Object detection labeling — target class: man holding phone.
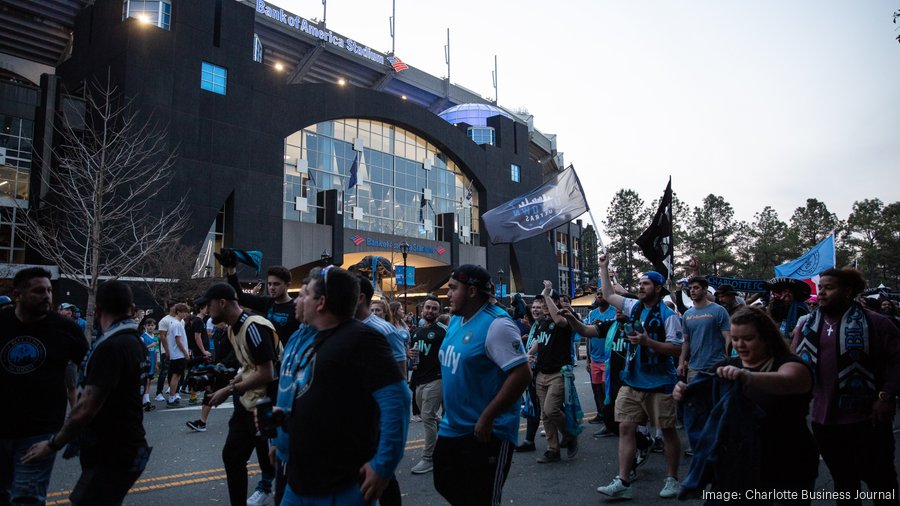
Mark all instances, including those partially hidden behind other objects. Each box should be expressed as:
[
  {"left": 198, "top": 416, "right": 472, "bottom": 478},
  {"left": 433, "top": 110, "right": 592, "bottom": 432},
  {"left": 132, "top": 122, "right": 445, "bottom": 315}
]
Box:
[{"left": 593, "top": 254, "right": 683, "bottom": 501}]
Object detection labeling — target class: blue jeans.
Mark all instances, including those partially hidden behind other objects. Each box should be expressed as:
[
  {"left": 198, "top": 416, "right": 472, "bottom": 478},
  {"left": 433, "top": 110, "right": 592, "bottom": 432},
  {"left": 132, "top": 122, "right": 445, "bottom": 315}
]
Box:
[
  {"left": 0, "top": 433, "right": 56, "bottom": 506},
  {"left": 281, "top": 483, "right": 372, "bottom": 506}
]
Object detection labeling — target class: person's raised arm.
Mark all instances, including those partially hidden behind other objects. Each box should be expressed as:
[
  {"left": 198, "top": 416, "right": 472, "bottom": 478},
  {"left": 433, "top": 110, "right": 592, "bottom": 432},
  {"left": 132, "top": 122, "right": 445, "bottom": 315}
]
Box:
[
  {"left": 558, "top": 308, "right": 600, "bottom": 337},
  {"left": 226, "top": 267, "right": 270, "bottom": 313},
  {"left": 599, "top": 253, "right": 625, "bottom": 310},
  {"left": 541, "top": 280, "right": 568, "bottom": 327}
]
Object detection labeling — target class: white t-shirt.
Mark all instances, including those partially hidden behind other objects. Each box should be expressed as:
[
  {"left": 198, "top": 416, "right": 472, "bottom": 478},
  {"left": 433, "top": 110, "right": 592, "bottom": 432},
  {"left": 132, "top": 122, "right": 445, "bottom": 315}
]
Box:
[
  {"left": 167, "top": 319, "right": 189, "bottom": 360},
  {"left": 158, "top": 314, "right": 177, "bottom": 334}
]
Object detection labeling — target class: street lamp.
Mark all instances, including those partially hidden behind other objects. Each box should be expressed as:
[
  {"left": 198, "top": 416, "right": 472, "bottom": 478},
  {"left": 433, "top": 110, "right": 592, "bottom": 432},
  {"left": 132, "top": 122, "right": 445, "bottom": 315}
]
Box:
[
  {"left": 399, "top": 241, "right": 410, "bottom": 307},
  {"left": 320, "top": 250, "right": 331, "bottom": 266},
  {"left": 497, "top": 268, "right": 504, "bottom": 299}
]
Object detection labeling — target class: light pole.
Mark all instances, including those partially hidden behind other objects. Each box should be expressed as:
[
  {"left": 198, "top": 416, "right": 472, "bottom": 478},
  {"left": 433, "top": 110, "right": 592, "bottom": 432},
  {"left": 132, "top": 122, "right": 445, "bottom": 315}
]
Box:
[
  {"left": 399, "top": 241, "right": 410, "bottom": 308},
  {"left": 497, "top": 268, "right": 504, "bottom": 300}
]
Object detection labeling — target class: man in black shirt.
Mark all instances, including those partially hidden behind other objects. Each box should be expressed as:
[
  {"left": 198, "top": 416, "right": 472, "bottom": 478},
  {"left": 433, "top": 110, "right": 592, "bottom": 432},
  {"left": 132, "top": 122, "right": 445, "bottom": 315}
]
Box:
[
  {"left": 0, "top": 267, "right": 87, "bottom": 506},
  {"left": 225, "top": 264, "right": 299, "bottom": 346},
  {"left": 284, "top": 266, "right": 409, "bottom": 504},
  {"left": 408, "top": 295, "right": 446, "bottom": 475},
  {"left": 203, "top": 283, "right": 280, "bottom": 506},
  {"left": 186, "top": 304, "right": 211, "bottom": 405},
  {"left": 23, "top": 280, "right": 150, "bottom": 506},
  {"left": 527, "top": 280, "right": 577, "bottom": 463}
]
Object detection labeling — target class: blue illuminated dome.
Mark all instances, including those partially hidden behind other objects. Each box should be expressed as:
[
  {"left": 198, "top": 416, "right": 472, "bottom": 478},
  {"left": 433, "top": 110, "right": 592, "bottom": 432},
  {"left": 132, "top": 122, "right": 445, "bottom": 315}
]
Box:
[{"left": 438, "top": 103, "right": 513, "bottom": 127}]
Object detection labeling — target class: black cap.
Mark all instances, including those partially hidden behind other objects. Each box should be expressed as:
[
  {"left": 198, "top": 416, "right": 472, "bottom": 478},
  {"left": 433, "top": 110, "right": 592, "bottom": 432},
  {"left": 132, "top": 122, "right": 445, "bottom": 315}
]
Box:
[
  {"left": 450, "top": 264, "right": 494, "bottom": 296},
  {"left": 194, "top": 283, "right": 239, "bottom": 306},
  {"left": 715, "top": 284, "right": 738, "bottom": 296}
]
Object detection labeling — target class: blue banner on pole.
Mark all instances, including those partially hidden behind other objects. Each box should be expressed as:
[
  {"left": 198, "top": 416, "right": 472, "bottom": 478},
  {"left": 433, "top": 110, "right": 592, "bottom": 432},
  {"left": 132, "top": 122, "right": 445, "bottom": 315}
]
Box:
[
  {"left": 706, "top": 275, "right": 768, "bottom": 293},
  {"left": 775, "top": 234, "right": 836, "bottom": 280},
  {"left": 494, "top": 284, "right": 507, "bottom": 298},
  {"left": 395, "top": 266, "right": 415, "bottom": 287}
]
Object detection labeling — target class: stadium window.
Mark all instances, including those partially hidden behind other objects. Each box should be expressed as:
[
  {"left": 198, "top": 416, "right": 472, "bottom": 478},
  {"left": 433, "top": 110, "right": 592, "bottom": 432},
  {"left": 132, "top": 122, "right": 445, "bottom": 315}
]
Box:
[
  {"left": 511, "top": 163, "right": 521, "bottom": 183},
  {"left": 122, "top": 0, "right": 172, "bottom": 30},
  {"left": 200, "top": 62, "right": 227, "bottom": 95}
]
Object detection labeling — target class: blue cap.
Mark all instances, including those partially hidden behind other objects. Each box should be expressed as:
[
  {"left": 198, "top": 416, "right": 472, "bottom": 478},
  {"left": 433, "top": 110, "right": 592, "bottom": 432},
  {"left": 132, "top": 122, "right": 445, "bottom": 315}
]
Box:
[
  {"left": 0, "top": 296, "right": 11, "bottom": 306},
  {"left": 643, "top": 271, "right": 665, "bottom": 286}
]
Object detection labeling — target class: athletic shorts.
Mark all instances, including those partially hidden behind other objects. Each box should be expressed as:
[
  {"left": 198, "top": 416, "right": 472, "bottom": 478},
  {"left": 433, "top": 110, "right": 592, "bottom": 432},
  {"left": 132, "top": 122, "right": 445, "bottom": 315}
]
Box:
[
  {"left": 614, "top": 385, "right": 677, "bottom": 429},
  {"left": 589, "top": 361, "right": 606, "bottom": 384},
  {"left": 168, "top": 358, "right": 186, "bottom": 375}
]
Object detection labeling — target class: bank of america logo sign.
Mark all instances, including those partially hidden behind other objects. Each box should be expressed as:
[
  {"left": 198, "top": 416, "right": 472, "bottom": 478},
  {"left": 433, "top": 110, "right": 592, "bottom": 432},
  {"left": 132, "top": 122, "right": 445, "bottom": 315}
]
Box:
[
  {"left": 387, "top": 56, "right": 409, "bottom": 72},
  {"left": 351, "top": 234, "right": 365, "bottom": 246},
  {"left": 437, "top": 246, "right": 446, "bottom": 255}
]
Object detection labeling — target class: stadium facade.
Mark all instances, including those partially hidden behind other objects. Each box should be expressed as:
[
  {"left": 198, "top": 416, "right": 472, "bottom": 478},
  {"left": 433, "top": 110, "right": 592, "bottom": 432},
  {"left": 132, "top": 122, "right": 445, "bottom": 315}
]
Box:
[{"left": 0, "top": 0, "right": 588, "bottom": 301}]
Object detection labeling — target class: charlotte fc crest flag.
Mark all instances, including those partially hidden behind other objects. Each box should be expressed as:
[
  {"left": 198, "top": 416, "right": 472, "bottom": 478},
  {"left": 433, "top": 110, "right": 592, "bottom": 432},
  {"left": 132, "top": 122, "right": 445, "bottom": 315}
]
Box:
[
  {"left": 775, "top": 234, "right": 835, "bottom": 280},
  {"left": 482, "top": 167, "right": 589, "bottom": 244},
  {"left": 635, "top": 178, "right": 674, "bottom": 280}
]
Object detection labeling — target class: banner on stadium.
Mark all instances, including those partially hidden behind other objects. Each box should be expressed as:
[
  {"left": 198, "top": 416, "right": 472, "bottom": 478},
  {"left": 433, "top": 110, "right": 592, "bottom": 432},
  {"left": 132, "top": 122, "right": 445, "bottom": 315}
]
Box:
[
  {"left": 482, "top": 167, "right": 589, "bottom": 244},
  {"left": 706, "top": 275, "right": 768, "bottom": 293},
  {"left": 774, "top": 234, "right": 835, "bottom": 280},
  {"left": 635, "top": 178, "right": 673, "bottom": 280}
]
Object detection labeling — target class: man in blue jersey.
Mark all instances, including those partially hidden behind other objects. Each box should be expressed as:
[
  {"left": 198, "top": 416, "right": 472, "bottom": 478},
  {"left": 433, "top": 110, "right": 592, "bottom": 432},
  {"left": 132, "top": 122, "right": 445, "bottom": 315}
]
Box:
[
  {"left": 586, "top": 291, "right": 617, "bottom": 425},
  {"left": 433, "top": 265, "right": 531, "bottom": 506},
  {"left": 594, "top": 254, "right": 683, "bottom": 501}
]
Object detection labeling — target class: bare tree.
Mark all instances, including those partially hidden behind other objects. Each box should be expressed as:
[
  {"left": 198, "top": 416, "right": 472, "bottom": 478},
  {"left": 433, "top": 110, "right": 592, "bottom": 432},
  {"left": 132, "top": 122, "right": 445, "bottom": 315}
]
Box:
[
  {"left": 17, "top": 76, "right": 187, "bottom": 337},
  {"left": 138, "top": 241, "right": 220, "bottom": 311}
]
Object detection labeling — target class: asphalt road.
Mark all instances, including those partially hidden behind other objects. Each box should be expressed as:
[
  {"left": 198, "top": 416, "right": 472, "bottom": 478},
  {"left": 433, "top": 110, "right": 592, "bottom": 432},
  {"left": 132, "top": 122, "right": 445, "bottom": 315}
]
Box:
[{"left": 45, "top": 365, "right": 899, "bottom": 505}]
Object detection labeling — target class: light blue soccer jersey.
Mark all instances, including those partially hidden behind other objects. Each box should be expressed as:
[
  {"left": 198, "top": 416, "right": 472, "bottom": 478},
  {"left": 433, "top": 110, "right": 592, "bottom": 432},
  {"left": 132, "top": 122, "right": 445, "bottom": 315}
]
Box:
[
  {"left": 363, "top": 314, "right": 408, "bottom": 362},
  {"left": 439, "top": 303, "right": 527, "bottom": 443},
  {"left": 587, "top": 306, "right": 617, "bottom": 362}
]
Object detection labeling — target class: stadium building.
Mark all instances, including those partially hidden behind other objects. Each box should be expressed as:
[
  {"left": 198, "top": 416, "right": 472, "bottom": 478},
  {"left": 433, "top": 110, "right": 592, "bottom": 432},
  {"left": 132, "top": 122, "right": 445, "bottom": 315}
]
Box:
[{"left": 0, "top": 0, "right": 588, "bottom": 302}]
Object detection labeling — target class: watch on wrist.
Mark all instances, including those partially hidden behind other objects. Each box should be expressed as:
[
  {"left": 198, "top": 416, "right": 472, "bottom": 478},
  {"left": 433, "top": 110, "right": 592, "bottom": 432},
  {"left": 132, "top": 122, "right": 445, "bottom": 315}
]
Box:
[
  {"left": 878, "top": 391, "right": 893, "bottom": 401},
  {"left": 48, "top": 434, "right": 63, "bottom": 451}
]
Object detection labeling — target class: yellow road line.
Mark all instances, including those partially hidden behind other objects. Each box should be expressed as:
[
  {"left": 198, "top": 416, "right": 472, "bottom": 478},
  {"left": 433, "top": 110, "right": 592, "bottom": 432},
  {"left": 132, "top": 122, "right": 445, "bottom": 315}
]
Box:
[{"left": 46, "top": 409, "right": 599, "bottom": 502}]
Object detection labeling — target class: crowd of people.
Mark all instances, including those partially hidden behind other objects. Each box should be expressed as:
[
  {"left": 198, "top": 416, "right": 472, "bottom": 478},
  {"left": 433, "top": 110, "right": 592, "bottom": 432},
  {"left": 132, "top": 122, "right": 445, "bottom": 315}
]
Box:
[{"left": 1, "top": 247, "right": 899, "bottom": 505}]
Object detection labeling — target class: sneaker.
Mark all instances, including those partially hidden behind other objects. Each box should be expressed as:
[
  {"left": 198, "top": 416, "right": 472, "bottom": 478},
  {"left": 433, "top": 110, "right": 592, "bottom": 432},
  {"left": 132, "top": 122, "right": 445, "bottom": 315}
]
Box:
[
  {"left": 166, "top": 399, "right": 180, "bottom": 408},
  {"left": 143, "top": 402, "right": 156, "bottom": 412},
  {"left": 593, "top": 426, "right": 614, "bottom": 438},
  {"left": 536, "top": 450, "right": 561, "bottom": 464},
  {"left": 514, "top": 441, "right": 536, "bottom": 453},
  {"left": 659, "top": 477, "right": 679, "bottom": 498},
  {"left": 628, "top": 469, "right": 639, "bottom": 482},
  {"left": 154, "top": 393, "right": 166, "bottom": 402},
  {"left": 410, "top": 459, "right": 433, "bottom": 474},
  {"left": 634, "top": 436, "right": 652, "bottom": 469},
  {"left": 539, "top": 428, "right": 546, "bottom": 437},
  {"left": 564, "top": 435, "right": 579, "bottom": 459},
  {"left": 588, "top": 415, "right": 604, "bottom": 424},
  {"left": 186, "top": 419, "right": 207, "bottom": 432},
  {"left": 597, "top": 477, "right": 633, "bottom": 499},
  {"left": 684, "top": 448, "right": 694, "bottom": 457},
  {"left": 651, "top": 436, "right": 664, "bottom": 453},
  {"left": 246, "top": 489, "right": 273, "bottom": 506},
  {"left": 411, "top": 415, "right": 422, "bottom": 423}
]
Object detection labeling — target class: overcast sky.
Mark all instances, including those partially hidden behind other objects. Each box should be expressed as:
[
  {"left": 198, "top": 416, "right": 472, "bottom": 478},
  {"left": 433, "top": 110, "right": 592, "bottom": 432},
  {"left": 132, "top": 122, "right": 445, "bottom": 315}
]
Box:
[{"left": 272, "top": 0, "right": 900, "bottom": 234}]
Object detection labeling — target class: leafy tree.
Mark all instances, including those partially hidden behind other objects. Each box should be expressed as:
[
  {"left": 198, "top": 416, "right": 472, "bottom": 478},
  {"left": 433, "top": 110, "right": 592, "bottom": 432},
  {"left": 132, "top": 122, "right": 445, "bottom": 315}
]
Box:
[
  {"left": 604, "top": 189, "right": 650, "bottom": 290},
  {"left": 740, "top": 206, "right": 793, "bottom": 279},
  {"left": 789, "top": 198, "right": 840, "bottom": 249},
  {"left": 17, "top": 78, "right": 187, "bottom": 337},
  {"left": 685, "top": 194, "right": 738, "bottom": 276},
  {"left": 579, "top": 224, "right": 600, "bottom": 287}
]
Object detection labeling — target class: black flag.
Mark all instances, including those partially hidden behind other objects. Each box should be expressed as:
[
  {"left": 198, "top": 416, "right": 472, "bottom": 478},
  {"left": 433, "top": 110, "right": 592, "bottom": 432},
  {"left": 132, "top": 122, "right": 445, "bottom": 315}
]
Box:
[{"left": 635, "top": 179, "right": 673, "bottom": 280}]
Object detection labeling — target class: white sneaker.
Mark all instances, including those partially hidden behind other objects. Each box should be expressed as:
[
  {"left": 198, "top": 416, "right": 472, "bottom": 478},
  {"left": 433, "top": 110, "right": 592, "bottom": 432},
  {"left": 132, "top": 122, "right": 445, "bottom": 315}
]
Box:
[
  {"left": 246, "top": 489, "right": 273, "bottom": 506},
  {"left": 154, "top": 394, "right": 166, "bottom": 402},
  {"left": 410, "top": 459, "right": 433, "bottom": 474},
  {"left": 597, "top": 476, "right": 633, "bottom": 499},
  {"left": 659, "top": 476, "right": 679, "bottom": 498}
]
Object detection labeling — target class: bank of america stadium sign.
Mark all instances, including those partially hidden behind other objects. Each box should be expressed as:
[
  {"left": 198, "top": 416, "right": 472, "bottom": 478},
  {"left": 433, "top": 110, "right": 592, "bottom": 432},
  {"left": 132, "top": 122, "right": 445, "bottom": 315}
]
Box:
[
  {"left": 351, "top": 235, "right": 445, "bottom": 255},
  {"left": 255, "top": 0, "right": 406, "bottom": 71}
]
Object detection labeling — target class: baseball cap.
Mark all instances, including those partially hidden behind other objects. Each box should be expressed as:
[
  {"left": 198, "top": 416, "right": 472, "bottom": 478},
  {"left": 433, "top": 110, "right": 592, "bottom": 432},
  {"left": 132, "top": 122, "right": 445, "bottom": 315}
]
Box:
[
  {"left": 715, "top": 284, "right": 738, "bottom": 297},
  {"left": 450, "top": 265, "right": 494, "bottom": 296},
  {"left": 194, "top": 283, "right": 239, "bottom": 306},
  {"left": 59, "top": 302, "right": 74, "bottom": 310},
  {"left": 0, "top": 296, "right": 12, "bottom": 307},
  {"left": 640, "top": 271, "right": 670, "bottom": 296}
]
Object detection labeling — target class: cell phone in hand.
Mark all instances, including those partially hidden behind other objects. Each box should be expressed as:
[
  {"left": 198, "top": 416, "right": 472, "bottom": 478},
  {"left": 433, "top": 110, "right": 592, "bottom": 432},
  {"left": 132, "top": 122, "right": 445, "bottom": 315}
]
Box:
[{"left": 256, "top": 397, "right": 280, "bottom": 439}]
